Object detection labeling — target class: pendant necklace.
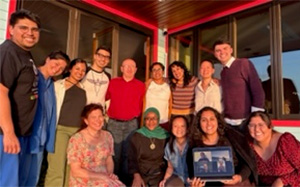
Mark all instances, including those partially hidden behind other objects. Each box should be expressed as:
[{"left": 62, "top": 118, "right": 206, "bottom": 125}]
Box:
[
  {"left": 149, "top": 137, "right": 156, "bottom": 150},
  {"left": 91, "top": 70, "right": 103, "bottom": 96}
]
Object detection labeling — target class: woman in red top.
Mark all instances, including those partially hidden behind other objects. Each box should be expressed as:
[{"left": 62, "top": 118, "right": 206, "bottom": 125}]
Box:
[{"left": 246, "top": 111, "right": 300, "bottom": 186}]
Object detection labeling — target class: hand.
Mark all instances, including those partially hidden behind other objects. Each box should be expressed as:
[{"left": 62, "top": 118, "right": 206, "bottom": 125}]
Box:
[
  {"left": 271, "top": 178, "right": 284, "bottom": 187},
  {"left": 159, "top": 179, "right": 167, "bottom": 187},
  {"left": 132, "top": 173, "right": 145, "bottom": 187},
  {"left": 187, "top": 177, "right": 206, "bottom": 187},
  {"left": 221, "top": 174, "right": 242, "bottom": 185},
  {"left": 3, "top": 132, "right": 20, "bottom": 154},
  {"left": 108, "top": 173, "right": 119, "bottom": 180}
]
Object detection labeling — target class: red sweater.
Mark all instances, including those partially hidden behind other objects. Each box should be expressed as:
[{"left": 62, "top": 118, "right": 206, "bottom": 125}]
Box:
[{"left": 221, "top": 58, "right": 265, "bottom": 119}]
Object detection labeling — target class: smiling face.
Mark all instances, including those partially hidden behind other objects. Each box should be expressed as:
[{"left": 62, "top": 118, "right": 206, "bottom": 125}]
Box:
[
  {"left": 151, "top": 64, "right": 164, "bottom": 81},
  {"left": 84, "top": 109, "right": 104, "bottom": 132},
  {"left": 172, "top": 117, "right": 187, "bottom": 140},
  {"left": 93, "top": 49, "right": 111, "bottom": 71},
  {"left": 171, "top": 65, "right": 184, "bottom": 81},
  {"left": 199, "top": 61, "right": 215, "bottom": 79},
  {"left": 69, "top": 62, "right": 87, "bottom": 82},
  {"left": 214, "top": 43, "right": 233, "bottom": 65},
  {"left": 121, "top": 59, "right": 137, "bottom": 81},
  {"left": 44, "top": 58, "right": 67, "bottom": 78},
  {"left": 9, "top": 18, "right": 40, "bottom": 51},
  {"left": 144, "top": 112, "right": 159, "bottom": 131},
  {"left": 248, "top": 116, "right": 272, "bottom": 143},
  {"left": 199, "top": 110, "right": 218, "bottom": 137}
]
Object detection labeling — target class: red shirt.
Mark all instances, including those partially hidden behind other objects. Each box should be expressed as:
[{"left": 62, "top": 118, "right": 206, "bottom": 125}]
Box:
[
  {"left": 250, "top": 133, "right": 300, "bottom": 186},
  {"left": 106, "top": 77, "right": 145, "bottom": 120}
]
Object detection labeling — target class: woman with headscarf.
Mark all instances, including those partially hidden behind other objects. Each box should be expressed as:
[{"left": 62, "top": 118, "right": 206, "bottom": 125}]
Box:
[{"left": 128, "top": 107, "right": 169, "bottom": 187}]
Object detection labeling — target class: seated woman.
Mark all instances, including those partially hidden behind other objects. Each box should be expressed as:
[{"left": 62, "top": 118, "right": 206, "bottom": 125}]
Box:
[
  {"left": 67, "top": 104, "right": 124, "bottom": 187},
  {"left": 246, "top": 111, "right": 300, "bottom": 187},
  {"left": 159, "top": 115, "right": 189, "bottom": 187},
  {"left": 128, "top": 107, "right": 169, "bottom": 186},
  {"left": 187, "top": 106, "right": 258, "bottom": 187}
]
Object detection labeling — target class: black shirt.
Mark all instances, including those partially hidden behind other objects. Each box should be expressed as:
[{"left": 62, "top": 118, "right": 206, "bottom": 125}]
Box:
[{"left": 0, "top": 40, "right": 38, "bottom": 136}]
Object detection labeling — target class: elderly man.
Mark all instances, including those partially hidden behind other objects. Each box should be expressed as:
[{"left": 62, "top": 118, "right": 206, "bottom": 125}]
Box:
[{"left": 106, "top": 58, "right": 145, "bottom": 184}]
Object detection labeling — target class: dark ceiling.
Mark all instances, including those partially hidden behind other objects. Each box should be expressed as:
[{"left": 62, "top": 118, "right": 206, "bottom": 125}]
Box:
[{"left": 96, "top": 0, "right": 254, "bottom": 30}]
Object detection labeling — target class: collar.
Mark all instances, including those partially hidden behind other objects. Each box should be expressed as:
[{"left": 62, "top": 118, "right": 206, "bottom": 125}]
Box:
[{"left": 224, "top": 57, "right": 236, "bottom": 68}]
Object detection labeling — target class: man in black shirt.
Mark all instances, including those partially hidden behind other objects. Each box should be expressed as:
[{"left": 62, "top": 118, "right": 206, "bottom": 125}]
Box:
[{"left": 0, "top": 9, "right": 40, "bottom": 186}]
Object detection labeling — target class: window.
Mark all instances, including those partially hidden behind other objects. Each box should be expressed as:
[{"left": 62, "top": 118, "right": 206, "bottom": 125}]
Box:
[{"left": 281, "top": 1, "right": 300, "bottom": 115}]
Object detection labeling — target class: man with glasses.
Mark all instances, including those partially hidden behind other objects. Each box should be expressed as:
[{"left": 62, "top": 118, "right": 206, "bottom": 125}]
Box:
[
  {"left": 82, "top": 46, "right": 111, "bottom": 108},
  {"left": 0, "top": 9, "right": 41, "bottom": 186},
  {"left": 106, "top": 58, "right": 145, "bottom": 185}
]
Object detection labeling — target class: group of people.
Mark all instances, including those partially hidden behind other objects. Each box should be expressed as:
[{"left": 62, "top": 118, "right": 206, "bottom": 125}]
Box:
[{"left": 0, "top": 9, "right": 299, "bottom": 187}]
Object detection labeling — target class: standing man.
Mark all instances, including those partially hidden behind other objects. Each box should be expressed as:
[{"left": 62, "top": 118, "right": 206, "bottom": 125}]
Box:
[
  {"left": 81, "top": 46, "right": 111, "bottom": 107},
  {"left": 213, "top": 39, "right": 265, "bottom": 130},
  {"left": 0, "top": 10, "right": 41, "bottom": 186},
  {"left": 28, "top": 51, "right": 69, "bottom": 186},
  {"left": 106, "top": 58, "right": 145, "bottom": 184}
]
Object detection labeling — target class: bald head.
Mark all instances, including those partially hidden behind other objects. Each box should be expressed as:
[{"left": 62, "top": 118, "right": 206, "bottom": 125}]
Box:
[{"left": 121, "top": 58, "right": 137, "bottom": 81}]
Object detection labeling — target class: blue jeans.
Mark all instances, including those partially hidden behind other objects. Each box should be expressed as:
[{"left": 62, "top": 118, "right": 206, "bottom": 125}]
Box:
[{"left": 107, "top": 118, "right": 138, "bottom": 179}]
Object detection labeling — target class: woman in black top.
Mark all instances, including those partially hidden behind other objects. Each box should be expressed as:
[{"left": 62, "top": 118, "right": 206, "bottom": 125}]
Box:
[
  {"left": 187, "top": 107, "right": 258, "bottom": 187},
  {"left": 128, "top": 107, "right": 169, "bottom": 187}
]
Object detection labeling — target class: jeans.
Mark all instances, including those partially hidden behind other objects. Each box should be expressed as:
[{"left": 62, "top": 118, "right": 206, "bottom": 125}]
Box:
[{"left": 107, "top": 118, "right": 138, "bottom": 183}]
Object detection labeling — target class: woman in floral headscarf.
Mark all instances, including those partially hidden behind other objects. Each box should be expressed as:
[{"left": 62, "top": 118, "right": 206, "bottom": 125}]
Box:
[{"left": 128, "top": 107, "right": 169, "bottom": 187}]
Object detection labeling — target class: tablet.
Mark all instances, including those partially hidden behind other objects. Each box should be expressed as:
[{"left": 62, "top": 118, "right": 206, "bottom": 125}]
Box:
[{"left": 192, "top": 146, "right": 235, "bottom": 181}]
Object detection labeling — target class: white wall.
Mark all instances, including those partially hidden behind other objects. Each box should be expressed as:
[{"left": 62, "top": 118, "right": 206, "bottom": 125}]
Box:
[
  {"left": 275, "top": 126, "right": 300, "bottom": 141},
  {"left": 157, "top": 29, "right": 168, "bottom": 76},
  {"left": 0, "top": 0, "right": 9, "bottom": 43}
]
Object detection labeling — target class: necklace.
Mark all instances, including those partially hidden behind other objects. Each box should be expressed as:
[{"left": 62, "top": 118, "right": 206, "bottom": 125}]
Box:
[
  {"left": 65, "top": 78, "right": 78, "bottom": 85},
  {"left": 149, "top": 137, "right": 156, "bottom": 150},
  {"left": 91, "top": 70, "right": 104, "bottom": 96}
]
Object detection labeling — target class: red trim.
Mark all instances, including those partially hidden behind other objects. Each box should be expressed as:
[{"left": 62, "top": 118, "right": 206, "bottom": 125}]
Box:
[
  {"left": 169, "top": 0, "right": 272, "bottom": 34},
  {"left": 82, "top": 0, "right": 158, "bottom": 61},
  {"left": 5, "top": 0, "right": 17, "bottom": 39},
  {"left": 272, "top": 120, "right": 300, "bottom": 127}
]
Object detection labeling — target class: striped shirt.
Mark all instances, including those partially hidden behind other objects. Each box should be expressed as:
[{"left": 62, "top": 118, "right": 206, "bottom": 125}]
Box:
[{"left": 171, "top": 76, "right": 199, "bottom": 115}]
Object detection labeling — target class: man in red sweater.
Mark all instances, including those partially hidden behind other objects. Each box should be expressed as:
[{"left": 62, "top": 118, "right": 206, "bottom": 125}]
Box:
[
  {"left": 213, "top": 39, "right": 265, "bottom": 131},
  {"left": 106, "top": 58, "right": 145, "bottom": 184}
]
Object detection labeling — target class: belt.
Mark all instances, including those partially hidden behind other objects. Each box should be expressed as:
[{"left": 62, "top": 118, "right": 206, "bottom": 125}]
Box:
[{"left": 109, "top": 117, "right": 137, "bottom": 122}]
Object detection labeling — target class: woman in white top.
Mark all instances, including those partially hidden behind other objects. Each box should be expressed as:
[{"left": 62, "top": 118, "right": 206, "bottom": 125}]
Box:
[
  {"left": 195, "top": 60, "right": 222, "bottom": 113},
  {"left": 145, "top": 62, "right": 171, "bottom": 131}
]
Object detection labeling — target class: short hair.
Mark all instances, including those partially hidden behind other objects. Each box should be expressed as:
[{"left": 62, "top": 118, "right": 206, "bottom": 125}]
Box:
[
  {"left": 79, "top": 103, "right": 104, "bottom": 132},
  {"left": 150, "top": 62, "right": 165, "bottom": 72},
  {"left": 212, "top": 38, "right": 231, "bottom": 50},
  {"left": 200, "top": 59, "right": 215, "bottom": 68},
  {"left": 95, "top": 46, "right": 111, "bottom": 56},
  {"left": 10, "top": 9, "right": 41, "bottom": 28},
  {"left": 45, "top": 50, "right": 70, "bottom": 65}
]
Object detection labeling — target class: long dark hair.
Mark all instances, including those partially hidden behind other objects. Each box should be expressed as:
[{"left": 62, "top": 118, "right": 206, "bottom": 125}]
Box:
[
  {"left": 168, "top": 61, "right": 192, "bottom": 88},
  {"left": 63, "top": 58, "right": 87, "bottom": 78},
  {"left": 188, "top": 106, "right": 226, "bottom": 147},
  {"left": 78, "top": 103, "right": 104, "bottom": 132},
  {"left": 168, "top": 115, "right": 189, "bottom": 154}
]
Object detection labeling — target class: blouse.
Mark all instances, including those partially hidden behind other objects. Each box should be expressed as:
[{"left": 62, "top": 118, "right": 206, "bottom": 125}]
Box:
[{"left": 250, "top": 132, "right": 300, "bottom": 186}]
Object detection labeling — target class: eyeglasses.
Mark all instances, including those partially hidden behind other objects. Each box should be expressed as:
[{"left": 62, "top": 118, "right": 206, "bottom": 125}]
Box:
[
  {"left": 96, "top": 53, "right": 111, "bottom": 60},
  {"left": 152, "top": 68, "right": 162, "bottom": 72},
  {"left": 145, "top": 117, "right": 158, "bottom": 121},
  {"left": 16, "top": 25, "right": 40, "bottom": 33},
  {"left": 248, "top": 123, "right": 266, "bottom": 129}
]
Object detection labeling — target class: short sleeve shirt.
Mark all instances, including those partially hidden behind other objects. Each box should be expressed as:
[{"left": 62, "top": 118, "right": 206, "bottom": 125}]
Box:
[{"left": 0, "top": 40, "right": 38, "bottom": 136}]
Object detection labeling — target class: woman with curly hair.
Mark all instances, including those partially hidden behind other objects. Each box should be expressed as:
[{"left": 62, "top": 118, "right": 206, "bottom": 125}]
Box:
[
  {"left": 186, "top": 107, "right": 258, "bottom": 187},
  {"left": 168, "top": 61, "right": 199, "bottom": 125}
]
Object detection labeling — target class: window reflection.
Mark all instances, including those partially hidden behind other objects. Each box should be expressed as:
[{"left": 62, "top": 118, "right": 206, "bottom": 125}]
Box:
[
  {"left": 281, "top": 2, "right": 300, "bottom": 115},
  {"left": 169, "top": 31, "right": 194, "bottom": 73},
  {"left": 236, "top": 6, "right": 271, "bottom": 113}
]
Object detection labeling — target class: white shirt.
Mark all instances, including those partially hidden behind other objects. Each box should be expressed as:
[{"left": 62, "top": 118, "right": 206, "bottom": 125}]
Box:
[
  {"left": 195, "top": 80, "right": 222, "bottom": 113},
  {"left": 145, "top": 81, "right": 171, "bottom": 124},
  {"left": 81, "top": 69, "right": 109, "bottom": 107}
]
